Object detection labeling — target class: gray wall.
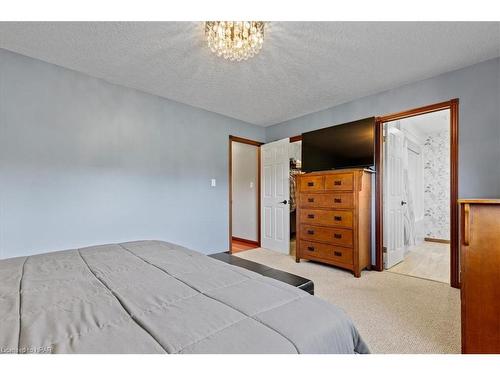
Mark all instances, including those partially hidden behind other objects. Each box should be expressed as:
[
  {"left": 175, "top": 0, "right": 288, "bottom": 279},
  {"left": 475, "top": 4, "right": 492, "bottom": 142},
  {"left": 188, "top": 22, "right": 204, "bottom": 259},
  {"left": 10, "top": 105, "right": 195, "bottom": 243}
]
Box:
[
  {"left": 1, "top": 48, "right": 499, "bottom": 259},
  {"left": 0, "top": 49, "right": 265, "bottom": 259},
  {"left": 266, "top": 57, "right": 500, "bottom": 199}
]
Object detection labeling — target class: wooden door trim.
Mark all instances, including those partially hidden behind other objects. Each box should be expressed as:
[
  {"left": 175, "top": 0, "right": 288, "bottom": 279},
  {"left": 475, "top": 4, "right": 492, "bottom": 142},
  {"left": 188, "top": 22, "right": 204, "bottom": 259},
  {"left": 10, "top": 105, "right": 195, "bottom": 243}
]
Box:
[
  {"left": 374, "top": 99, "right": 460, "bottom": 288},
  {"left": 229, "top": 135, "right": 263, "bottom": 147},
  {"left": 228, "top": 135, "right": 263, "bottom": 253}
]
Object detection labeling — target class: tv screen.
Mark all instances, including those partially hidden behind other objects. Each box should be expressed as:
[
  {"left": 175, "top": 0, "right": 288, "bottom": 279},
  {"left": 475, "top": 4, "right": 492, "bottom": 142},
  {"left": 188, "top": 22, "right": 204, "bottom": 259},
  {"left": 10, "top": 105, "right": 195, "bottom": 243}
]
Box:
[{"left": 301, "top": 117, "right": 375, "bottom": 172}]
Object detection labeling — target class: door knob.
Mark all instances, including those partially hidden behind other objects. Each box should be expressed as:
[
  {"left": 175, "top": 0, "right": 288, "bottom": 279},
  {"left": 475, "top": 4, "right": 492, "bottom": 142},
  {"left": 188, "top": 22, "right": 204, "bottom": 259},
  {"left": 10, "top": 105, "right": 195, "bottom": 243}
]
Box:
[
  {"left": 401, "top": 201, "right": 407, "bottom": 206},
  {"left": 279, "top": 200, "right": 288, "bottom": 204}
]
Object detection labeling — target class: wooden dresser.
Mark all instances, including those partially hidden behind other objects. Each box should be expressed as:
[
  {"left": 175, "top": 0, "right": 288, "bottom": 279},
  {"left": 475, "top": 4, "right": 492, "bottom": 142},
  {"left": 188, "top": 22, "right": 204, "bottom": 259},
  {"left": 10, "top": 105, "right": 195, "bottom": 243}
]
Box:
[
  {"left": 459, "top": 199, "right": 500, "bottom": 354},
  {"left": 295, "top": 168, "right": 372, "bottom": 277}
]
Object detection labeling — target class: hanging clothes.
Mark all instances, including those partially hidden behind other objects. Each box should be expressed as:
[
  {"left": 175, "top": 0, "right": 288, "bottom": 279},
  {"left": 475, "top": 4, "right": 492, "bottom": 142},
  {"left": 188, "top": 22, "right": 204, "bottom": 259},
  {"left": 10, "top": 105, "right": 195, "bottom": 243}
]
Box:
[{"left": 289, "top": 169, "right": 303, "bottom": 212}]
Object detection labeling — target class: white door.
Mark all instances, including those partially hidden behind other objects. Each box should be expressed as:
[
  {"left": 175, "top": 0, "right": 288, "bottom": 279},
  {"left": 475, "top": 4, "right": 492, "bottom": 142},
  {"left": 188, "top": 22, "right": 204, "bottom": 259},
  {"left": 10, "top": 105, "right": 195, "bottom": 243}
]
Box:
[
  {"left": 384, "top": 123, "right": 406, "bottom": 268},
  {"left": 261, "top": 138, "right": 290, "bottom": 253}
]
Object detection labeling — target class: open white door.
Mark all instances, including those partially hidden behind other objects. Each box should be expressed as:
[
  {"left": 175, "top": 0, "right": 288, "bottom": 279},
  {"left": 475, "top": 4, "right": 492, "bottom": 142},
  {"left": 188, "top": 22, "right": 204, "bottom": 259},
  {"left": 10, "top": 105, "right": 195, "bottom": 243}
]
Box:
[
  {"left": 261, "top": 138, "right": 290, "bottom": 253},
  {"left": 383, "top": 123, "right": 406, "bottom": 268}
]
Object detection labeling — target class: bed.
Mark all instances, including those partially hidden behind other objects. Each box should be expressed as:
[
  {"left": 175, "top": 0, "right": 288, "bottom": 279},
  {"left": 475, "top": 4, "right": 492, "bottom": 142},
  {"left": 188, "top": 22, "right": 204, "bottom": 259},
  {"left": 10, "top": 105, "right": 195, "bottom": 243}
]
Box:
[{"left": 0, "top": 240, "right": 369, "bottom": 354}]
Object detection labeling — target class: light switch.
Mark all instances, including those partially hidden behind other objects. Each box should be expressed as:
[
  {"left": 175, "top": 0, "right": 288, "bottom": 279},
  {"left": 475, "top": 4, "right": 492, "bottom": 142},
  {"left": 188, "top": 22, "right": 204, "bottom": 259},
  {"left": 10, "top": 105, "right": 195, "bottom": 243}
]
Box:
[
  {"left": 211, "top": 179, "right": 216, "bottom": 187},
  {"left": 250, "top": 182, "right": 254, "bottom": 188}
]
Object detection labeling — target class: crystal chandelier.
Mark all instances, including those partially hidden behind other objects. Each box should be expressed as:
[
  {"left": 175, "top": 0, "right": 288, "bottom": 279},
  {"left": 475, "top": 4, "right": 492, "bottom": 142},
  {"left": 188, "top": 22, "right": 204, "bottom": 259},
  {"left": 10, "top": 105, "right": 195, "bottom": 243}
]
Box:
[{"left": 205, "top": 21, "right": 265, "bottom": 61}]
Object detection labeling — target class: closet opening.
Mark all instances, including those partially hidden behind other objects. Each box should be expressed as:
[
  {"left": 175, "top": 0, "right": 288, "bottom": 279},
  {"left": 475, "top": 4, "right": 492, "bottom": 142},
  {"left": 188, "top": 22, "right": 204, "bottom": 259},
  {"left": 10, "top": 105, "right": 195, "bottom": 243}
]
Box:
[
  {"left": 375, "top": 99, "right": 459, "bottom": 287},
  {"left": 228, "top": 136, "right": 263, "bottom": 253},
  {"left": 289, "top": 135, "right": 303, "bottom": 257}
]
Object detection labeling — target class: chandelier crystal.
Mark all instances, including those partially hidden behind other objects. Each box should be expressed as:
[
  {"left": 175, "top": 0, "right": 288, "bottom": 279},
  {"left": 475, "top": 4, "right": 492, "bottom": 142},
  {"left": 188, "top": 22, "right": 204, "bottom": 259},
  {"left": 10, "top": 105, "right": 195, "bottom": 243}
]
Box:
[{"left": 205, "top": 21, "right": 265, "bottom": 61}]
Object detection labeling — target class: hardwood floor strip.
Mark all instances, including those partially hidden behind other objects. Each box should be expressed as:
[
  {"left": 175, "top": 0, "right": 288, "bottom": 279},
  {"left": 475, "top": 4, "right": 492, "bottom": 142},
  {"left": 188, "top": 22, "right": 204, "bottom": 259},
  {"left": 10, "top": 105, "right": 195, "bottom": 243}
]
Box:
[{"left": 231, "top": 239, "right": 258, "bottom": 253}]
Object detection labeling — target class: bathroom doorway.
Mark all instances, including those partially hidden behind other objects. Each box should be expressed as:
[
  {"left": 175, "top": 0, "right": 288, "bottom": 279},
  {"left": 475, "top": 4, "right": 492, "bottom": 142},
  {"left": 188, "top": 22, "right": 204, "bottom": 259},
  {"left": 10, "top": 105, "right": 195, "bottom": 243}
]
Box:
[
  {"left": 383, "top": 109, "right": 451, "bottom": 283},
  {"left": 375, "top": 99, "right": 459, "bottom": 287}
]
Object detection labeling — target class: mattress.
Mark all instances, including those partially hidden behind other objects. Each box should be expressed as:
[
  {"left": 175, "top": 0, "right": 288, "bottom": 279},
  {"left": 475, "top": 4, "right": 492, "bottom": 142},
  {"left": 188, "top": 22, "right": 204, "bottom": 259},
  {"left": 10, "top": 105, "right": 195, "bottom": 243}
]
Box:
[{"left": 0, "top": 240, "right": 369, "bottom": 354}]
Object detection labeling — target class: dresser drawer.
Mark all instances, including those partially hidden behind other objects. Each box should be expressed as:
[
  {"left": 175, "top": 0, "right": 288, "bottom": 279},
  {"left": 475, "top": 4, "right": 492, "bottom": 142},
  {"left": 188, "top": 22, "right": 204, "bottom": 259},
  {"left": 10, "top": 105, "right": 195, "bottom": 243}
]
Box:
[
  {"left": 299, "top": 209, "right": 353, "bottom": 228},
  {"left": 299, "top": 193, "right": 354, "bottom": 209},
  {"left": 300, "top": 241, "right": 353, "bottom": 265},
  {"left": 299, "top": 175, "right": 324, "bottom": 191},
  {"left": 325, "top": 173, "right": 354, "bottom": 191},
  {"left": 300, "top": 225, "right": 353, "bottom": 247}
]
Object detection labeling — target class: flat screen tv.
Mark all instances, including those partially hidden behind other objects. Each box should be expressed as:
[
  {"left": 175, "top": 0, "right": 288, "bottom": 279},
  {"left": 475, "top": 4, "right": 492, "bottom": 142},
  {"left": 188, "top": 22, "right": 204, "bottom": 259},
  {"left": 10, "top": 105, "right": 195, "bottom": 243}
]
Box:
[{"left": 301, "top": 117, "right": 375, "bottom": 172}]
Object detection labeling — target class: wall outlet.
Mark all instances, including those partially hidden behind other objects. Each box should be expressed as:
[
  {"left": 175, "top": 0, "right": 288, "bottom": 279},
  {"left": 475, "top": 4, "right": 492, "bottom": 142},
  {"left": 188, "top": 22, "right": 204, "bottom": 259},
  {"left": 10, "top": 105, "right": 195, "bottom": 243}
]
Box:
[{"left": 211, "top": 179, "right": 216, "bottom": 187}]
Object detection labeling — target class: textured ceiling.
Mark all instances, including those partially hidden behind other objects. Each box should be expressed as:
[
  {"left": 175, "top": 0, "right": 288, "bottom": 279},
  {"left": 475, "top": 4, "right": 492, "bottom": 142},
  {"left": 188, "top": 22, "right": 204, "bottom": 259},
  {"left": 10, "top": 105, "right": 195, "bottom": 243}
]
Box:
[{"left": 0, "top": 22, "right": 499, "bottom": 126}]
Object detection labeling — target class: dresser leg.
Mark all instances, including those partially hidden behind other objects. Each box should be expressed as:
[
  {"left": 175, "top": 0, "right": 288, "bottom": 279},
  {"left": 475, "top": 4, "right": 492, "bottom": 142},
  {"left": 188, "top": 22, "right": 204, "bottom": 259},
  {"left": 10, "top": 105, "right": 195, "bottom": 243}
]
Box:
[
  {"left": 295, "top": 257, "right": 300, "bottom": 263},
  {"left": 353, "top": 270, "right": 361, "bottom": 278}
]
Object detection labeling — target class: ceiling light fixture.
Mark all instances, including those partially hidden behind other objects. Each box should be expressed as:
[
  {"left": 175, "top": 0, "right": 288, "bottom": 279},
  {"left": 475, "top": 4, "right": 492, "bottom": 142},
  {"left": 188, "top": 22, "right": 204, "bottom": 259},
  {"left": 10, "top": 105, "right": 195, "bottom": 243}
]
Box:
[{"left": 205, "top": 21, "right": 265, "bottom": 62}]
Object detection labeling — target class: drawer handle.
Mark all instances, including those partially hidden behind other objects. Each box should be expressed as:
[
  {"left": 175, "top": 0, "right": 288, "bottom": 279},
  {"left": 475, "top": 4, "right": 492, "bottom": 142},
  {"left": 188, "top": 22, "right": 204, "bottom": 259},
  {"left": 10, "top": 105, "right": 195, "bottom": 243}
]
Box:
[
  {"left": 307, "top": 246, "right": 315, "bottom": 252},
  {"left": 463, "top": 204, "right": 470, "bottom": 246},
  {"left": 307, "top": 214, "right": 315, "bottom": 219},
  {"left": 334, "top": 251, "right": 342, "bottom": 257},
  {"left": 307, "top": 182, "right": 314, "bottom": 187},
  {"left": 334, "top": 233, "right": 342, "bottom": 239},
  {"left": 334, "top": 216, "right": 342, "bottom": 221},
  {"left": 308, "top": 198, "right": 315, "bottom": 203},
  {"left": 334, "top": 198, "right": 342, "bottom": 203},
  {"left": 307, "top": 230, "right": 315, "bottom": 235},
  {"left": 334, "top": 180, "right": 342, "bottom": 186}
]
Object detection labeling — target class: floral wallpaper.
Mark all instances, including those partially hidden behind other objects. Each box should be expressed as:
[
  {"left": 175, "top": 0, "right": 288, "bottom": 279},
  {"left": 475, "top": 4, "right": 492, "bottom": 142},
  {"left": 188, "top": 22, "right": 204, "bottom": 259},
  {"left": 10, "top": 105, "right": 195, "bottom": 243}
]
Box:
[{"left": 423, "top": 129, "right": 450, "bottom": 240}]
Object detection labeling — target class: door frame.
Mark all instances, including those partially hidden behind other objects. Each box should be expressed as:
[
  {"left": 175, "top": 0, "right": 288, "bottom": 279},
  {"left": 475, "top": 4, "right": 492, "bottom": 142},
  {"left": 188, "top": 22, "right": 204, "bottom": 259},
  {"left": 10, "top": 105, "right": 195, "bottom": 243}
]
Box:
[
  {"left": 228, "top": 135, "right": 263, "bottom": 253},
  {"left": 374, "top": 99, "right": 460, "bottom": 288}
]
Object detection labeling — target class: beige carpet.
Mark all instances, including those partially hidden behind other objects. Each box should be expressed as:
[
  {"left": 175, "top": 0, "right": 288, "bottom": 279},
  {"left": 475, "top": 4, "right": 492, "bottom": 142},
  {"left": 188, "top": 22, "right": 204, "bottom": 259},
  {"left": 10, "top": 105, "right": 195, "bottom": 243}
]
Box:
[{"left": 235, "top": 248, "right": 461, "bottom": 354}]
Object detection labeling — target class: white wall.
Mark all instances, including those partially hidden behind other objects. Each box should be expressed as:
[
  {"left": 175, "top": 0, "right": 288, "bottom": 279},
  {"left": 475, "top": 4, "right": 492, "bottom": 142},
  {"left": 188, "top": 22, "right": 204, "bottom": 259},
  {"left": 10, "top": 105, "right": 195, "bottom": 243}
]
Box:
[
  {"left": 289, "top": 141, "right": 302, "bottom": 162},
  {"left": 231, "top": 142, "right": 259, "bottom": 241}
]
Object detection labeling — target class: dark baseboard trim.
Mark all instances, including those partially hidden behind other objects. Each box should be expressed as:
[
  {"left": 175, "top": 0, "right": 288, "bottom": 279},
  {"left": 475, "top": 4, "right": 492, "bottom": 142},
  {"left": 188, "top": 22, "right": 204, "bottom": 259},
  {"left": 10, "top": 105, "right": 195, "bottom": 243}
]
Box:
[
  {"left": 424, "top": 237, "right": 451, "bottom": 244},
  {"left": 232, "top": 236, "right": 259, "bottom": 246}
]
